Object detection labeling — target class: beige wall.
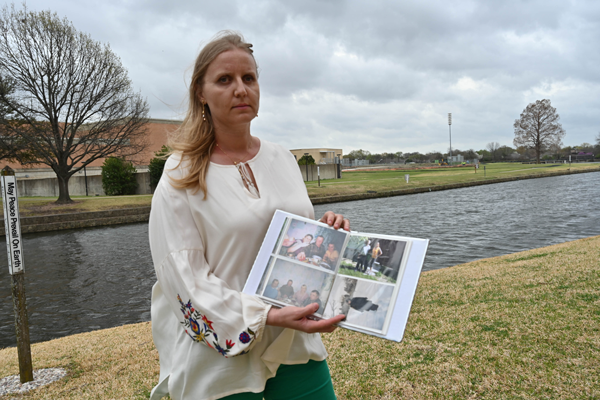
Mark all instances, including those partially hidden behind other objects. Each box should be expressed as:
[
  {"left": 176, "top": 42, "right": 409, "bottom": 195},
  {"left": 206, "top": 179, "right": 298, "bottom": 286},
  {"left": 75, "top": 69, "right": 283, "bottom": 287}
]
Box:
[
  {"left": 16, "top": 172, "right": 152, "bottom": 197},
  {"left": 298, "top": 164, "right": 340, "bottom": 181},
  {"left": 290, "top": 148, "right": 343, "bottom": 164}
]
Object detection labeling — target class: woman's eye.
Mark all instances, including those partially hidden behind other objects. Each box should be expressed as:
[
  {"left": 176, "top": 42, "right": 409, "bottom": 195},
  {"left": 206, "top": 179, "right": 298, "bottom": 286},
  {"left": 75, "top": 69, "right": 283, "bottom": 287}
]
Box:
[
  {"left": 244, "top": 75, "right": 255, "bottom": 82},
  {"left": 218, "top": 76, "right": 229, "bottom": 83}
]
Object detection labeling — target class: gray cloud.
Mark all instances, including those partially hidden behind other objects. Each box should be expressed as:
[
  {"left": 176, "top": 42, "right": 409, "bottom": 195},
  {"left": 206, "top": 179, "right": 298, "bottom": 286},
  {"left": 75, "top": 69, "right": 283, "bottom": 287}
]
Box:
[{"left": 19, "top": 0, "right": 600, "bottom": 153}]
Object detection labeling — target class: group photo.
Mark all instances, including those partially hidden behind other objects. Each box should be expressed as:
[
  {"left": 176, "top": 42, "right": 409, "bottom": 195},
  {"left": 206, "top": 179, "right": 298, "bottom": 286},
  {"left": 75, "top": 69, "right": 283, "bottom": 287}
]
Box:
[
  {"left": 323, "top": 276, "right": 396, "bottom": 334},
  {"left": 339, "top": 235, "right": 410, "bottom": 284},
  {"left": 275, "top": 217, "right": 348, "bottom": 271},
  {"left": 257, "top": 257, "right": 336, "bottom": 314}
]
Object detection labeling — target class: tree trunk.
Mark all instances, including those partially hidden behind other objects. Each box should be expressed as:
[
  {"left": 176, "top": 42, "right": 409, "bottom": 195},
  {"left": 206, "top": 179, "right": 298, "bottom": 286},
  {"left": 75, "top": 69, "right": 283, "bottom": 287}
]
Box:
[{"left": 56, "top": 174, "right": 73, "bottom": 204}]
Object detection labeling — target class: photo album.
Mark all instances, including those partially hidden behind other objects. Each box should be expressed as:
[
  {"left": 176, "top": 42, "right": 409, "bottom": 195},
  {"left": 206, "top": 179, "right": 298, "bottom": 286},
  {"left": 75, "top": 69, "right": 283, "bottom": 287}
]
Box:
[{"left": 243, "top": 210, "right": 430, "bottom": 342}]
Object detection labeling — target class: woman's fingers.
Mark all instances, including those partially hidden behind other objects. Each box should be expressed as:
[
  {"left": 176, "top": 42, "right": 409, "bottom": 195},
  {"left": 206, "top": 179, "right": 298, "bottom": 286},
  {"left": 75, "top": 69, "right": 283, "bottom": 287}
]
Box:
[
  {"left": 267, "top": 305, "right": 345, "bottom": 333},
  {"left": 319, "top": 211, "right": 350, "bottom": 231}
]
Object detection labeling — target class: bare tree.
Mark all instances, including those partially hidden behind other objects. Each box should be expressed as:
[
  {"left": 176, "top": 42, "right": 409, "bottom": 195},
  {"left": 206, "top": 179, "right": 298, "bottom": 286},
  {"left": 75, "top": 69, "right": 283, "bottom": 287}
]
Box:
[
  {"left": 0, "top": 5, "right": 149, "bottom": 203},
  {"left": 486, "top": 142, "right": 500, "bottom": 161},
  {"left": 513, "top": 99, "right": 565, "bottom": 164}
]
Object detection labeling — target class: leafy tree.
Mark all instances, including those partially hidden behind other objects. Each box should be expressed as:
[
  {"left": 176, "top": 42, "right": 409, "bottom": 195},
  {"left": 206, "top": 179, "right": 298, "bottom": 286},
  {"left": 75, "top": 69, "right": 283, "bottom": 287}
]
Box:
[
  {"left": 297, "top": 154, "right": 315, "bottom": 165},
  {"left": 101, "top": 157, "right": 138, "bottom": 196},
  {"left": 463, "top": 149, "right": 478, "bottom": 161},
  {"left": 345, "top": 149, "right": 371, "bottom": 161},
  {"left": 513, "top": 99, "right": 566, "bottom": 164},
  {"left": 148, "top": 145, "right": 170, "bottom": 188},
  {"left": 497, "top": 145, "right": 514, "bottom": 160},
  {"left": 0, "top": 5, "right": 149, "bottom": 203}
]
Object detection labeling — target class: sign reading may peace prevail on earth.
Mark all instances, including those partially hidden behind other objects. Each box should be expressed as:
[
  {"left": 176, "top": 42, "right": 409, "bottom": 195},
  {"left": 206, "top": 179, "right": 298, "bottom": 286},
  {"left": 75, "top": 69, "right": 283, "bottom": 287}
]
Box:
[{"left": 1, "top": 173, "right": 24, "bottom": 275}]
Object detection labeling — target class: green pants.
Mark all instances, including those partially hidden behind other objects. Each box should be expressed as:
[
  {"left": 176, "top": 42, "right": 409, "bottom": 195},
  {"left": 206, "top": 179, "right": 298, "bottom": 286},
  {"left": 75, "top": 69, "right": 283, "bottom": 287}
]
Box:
[{"left": 221, "top": 359, "right": 336, "bottom": 400}]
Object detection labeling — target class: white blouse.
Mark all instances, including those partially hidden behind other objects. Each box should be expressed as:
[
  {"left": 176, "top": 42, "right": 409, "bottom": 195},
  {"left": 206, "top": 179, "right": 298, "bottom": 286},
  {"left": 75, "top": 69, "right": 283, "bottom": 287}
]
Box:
[{"left": 148, "top": 140, "right": 328, "bottom": 400}]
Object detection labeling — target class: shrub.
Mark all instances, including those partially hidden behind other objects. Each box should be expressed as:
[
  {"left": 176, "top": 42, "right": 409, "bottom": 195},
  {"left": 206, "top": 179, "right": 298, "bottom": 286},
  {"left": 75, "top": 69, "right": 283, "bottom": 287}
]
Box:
[
  {"left": 297, "top": 154, "right": 316, "bottom": 165},
  {"left": 148, "top": 145, "right": 170, "bottom": 188},
  {"left": 101, "top": 157, "right": 138, "bottom": 196}
]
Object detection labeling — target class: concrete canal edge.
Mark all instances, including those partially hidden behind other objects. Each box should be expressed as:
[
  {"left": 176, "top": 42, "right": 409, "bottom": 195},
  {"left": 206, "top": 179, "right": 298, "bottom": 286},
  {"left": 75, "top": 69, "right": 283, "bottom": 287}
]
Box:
[
  {"left": 0, "top": 207, "right": 151, "bottom": 236},
  {"left": 310, "top": 166, "right": 600, "bottom": 205},
  {"left": 1, "top": 167, "right": 598, "bottom": 235}
]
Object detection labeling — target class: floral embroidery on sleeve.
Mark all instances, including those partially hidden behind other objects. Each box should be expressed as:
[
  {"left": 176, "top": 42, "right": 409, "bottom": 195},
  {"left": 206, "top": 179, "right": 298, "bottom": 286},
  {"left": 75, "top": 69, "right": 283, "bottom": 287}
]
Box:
[{"left": 177, "top": 294, "right": 256, "bottom": 358}]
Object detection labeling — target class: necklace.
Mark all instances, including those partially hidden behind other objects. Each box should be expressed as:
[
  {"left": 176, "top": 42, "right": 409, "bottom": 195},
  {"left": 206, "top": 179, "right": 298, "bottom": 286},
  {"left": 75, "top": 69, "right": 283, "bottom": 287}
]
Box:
[{"left": 216, "top": 142, "right": 260, "bottom": 197}]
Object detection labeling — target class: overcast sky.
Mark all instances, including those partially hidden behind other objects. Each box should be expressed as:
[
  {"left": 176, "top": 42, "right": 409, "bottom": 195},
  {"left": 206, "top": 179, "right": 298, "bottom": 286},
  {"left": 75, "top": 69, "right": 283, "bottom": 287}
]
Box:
[{"left": 21, "top": 0, "right": 600, "bottom": 154}]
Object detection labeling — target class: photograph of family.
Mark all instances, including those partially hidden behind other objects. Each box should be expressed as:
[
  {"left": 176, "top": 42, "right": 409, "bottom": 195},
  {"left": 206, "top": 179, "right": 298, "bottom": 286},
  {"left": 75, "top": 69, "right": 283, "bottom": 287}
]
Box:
[
  {"left": 257, "top": 257, "right": 335, "bottom": 314},
  {"left": 338, "top": 235, "right": 409, "bottom": 284},
  {"left": 323, "top": 276, "right": 396, "bottom": 333},
  {"left": 275, "top": 217, "right": 348, "bottom": 271}
]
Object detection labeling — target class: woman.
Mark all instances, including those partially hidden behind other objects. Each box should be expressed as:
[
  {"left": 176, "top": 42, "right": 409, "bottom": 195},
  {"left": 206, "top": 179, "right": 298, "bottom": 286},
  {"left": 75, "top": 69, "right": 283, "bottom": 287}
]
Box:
[
  {"left": 149, "top": 31, "right": 349, "bottom": 400},
  {"left": 292, "top": 284, "right": 309, "bottom": 306},
  {"left": 368, "top": 242, "right": 383, "bottom": 273}
]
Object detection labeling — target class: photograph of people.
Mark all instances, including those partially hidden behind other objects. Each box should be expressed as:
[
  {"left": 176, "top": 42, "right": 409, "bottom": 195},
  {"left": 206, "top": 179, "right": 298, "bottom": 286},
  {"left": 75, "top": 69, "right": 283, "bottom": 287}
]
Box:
[
  {"left": 278, "top": 280, "right": 295, "bottom": 300},
  {"left": 263, "top": 279, "right": 279, "bottom": 299},
  {"left": 323, "top": 243, "right": 339, "bottom": 268},
  {"left": 355, "top": 239, "right": 371, "bottom": 272},
  {"left": 261, "top": 258, "right": 335, "bottom": 312},
  {"left": 368, "top": 242, "right": 383, "bottom": 272},
  {"left": 282, "top": 234, "right": 313, "bottom": 260},
  {"left": 340, "top": 236, "right": 408, "bottom": 284},
  {"left": 324, "top": 277, "right": 395, "bottom": 333},
  {"left": 306, "top": 235, "right": 326, "bottom": 259},
  {"left": 303, "top": 290, "right": 323, "bottom": 313},
  {"left": 292, "top": 284, "right": 309, "bottom": 305},
  {"left": 148, "top": 32, "right": 350, "bottom": 400}
]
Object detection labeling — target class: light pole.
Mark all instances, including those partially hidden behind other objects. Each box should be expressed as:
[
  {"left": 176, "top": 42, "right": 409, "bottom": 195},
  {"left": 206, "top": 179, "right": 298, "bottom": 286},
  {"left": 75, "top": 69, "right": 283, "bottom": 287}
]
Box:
[
  {"left": 337, "top": 153, "right": 341, "bottom": 179},
  {"left": 304, "top": 153, "right": 309, "bottom": 182},
  {"left": 448, "top": 113, "right": 452, "bottom": 164}
]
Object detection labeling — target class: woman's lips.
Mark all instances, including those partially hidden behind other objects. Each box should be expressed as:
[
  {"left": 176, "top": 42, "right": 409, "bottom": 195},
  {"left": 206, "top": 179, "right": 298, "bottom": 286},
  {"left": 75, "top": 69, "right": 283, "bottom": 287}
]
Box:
[{"left": 233, "top": 104, "right": 250, "bottom": 109}]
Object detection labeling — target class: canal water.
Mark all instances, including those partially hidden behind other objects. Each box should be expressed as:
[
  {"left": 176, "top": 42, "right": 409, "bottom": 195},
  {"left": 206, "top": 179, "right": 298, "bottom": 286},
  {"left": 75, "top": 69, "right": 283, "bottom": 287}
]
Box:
[{"left": 1, "top": 172, "right": 599, "bottom": 348}]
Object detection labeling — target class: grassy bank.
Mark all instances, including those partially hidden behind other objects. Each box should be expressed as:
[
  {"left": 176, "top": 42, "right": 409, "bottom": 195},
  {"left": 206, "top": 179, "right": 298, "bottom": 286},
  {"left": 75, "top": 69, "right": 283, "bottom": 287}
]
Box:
[
  {"left": 4, "top": 163, "right": 599, "bottom": 217},
  {"left": 6, "top": 195, "right": 153, "bottom": 217},
  {"left": 306, "top": 162, "right": 600, "bottom": 198},
  {"left": 2, "top": 235, "right": 598, "bottom": 399}
]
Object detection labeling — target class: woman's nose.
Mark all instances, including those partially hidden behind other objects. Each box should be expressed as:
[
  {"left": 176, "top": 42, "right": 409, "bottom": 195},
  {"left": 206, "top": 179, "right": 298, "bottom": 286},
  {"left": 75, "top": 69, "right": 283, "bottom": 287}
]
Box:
[{"left": 233, "top": 77, "right": 248, "bottom": 96}]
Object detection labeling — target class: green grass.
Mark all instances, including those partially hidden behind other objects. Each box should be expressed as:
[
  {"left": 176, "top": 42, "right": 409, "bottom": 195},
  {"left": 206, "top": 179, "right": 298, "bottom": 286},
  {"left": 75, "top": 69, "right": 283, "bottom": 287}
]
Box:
[
  {"left": 1, "top": 195, "right": 153, "bottom": 217},
  {"left": 1, "top": 235, "right": 598, "bottom": 399},
  {"left": 3, "top": 163, "right": 598, "bottom": 217},
  {"left": 305, "top": 162, "right": 600, "bottom": 198}
]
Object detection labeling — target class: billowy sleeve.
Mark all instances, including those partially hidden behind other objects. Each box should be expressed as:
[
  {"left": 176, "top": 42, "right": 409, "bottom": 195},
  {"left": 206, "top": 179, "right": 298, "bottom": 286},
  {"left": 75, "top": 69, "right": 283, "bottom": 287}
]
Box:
[{"left": 149, "top": 157, "right": 271, "bottom": 358}]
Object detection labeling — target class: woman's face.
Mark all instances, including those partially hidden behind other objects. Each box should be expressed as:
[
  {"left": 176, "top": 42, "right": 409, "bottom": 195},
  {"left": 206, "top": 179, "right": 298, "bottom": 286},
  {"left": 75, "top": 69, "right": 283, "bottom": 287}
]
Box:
[
  {"left": 198, "top": 48, "right": 259, "bottom": 130},
  {"left": 302, "top": 235, "right": 312, "bottom": 243}
]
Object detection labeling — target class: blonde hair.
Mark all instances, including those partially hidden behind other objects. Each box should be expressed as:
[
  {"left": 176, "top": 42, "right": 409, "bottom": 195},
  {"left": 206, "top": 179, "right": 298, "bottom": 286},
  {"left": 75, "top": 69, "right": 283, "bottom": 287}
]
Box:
[{"left": 169, "top": 31, "right": 256, "bottom": 198}]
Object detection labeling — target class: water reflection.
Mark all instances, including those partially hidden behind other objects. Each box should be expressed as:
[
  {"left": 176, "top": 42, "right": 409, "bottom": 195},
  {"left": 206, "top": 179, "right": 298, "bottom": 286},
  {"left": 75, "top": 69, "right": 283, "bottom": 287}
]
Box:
[
  {"left": 1, "top": 172, "right": 599, "bottom": 348},
  {"left": 0, "top": 224, "right": 154, "bottom": 348},
  {"left": 315, "top": 172, "right": 600, "bottom": 272}
]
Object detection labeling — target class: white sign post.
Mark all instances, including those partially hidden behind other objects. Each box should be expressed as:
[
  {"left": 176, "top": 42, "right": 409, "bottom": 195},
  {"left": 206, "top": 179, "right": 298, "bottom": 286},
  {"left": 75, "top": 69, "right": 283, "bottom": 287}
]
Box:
[
  {"left": 405, "top": 174, "right": 410, "bottom": 183},
  {"left": 1, "top": 166, "right": 33, "bottom": 383},
  {"left": 317, "top": 166, "right": 321, "bottom": 187}
]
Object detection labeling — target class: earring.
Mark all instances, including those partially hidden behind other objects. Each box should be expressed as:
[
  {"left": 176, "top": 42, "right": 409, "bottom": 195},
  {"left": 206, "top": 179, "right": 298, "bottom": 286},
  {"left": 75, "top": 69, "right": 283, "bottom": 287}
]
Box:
[{"left": 202, "top": 103, "right": 206, "bottom": 121}]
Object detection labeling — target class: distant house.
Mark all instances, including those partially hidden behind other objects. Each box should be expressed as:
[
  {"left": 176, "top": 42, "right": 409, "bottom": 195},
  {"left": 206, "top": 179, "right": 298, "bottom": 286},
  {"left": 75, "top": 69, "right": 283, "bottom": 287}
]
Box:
[{"left": 289, "top": 148, "right": 343, "bottom": 164}]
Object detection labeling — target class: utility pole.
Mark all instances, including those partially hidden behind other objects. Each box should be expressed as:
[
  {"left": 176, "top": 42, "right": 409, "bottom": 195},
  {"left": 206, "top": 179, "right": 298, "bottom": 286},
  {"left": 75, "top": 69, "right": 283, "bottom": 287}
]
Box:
[{"left": 448, "top": 113, "right": 453, "bottom": 164}]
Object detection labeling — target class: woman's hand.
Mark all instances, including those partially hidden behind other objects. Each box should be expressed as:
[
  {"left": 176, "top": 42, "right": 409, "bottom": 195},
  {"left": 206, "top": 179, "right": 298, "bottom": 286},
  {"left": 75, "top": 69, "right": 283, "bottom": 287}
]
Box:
[
  {"left": 319, "top": 211, "right": 350, "bottom": 231},
  {"left": 266, "top": 303, "right": 345, "bottom": 333}
]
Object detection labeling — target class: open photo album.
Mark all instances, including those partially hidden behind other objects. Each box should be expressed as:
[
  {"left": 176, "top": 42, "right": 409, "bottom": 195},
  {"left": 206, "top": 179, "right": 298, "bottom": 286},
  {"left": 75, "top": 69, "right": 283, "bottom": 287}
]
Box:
[{"left": 243, "top": 210, "right": 430, "bottom": 342}]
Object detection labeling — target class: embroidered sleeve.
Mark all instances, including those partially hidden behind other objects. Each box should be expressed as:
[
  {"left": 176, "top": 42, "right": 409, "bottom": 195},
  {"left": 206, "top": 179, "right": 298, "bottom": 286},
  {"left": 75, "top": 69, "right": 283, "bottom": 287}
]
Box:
[{"left": 155, "top": 250, "right": 270, "bottom": 358}]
